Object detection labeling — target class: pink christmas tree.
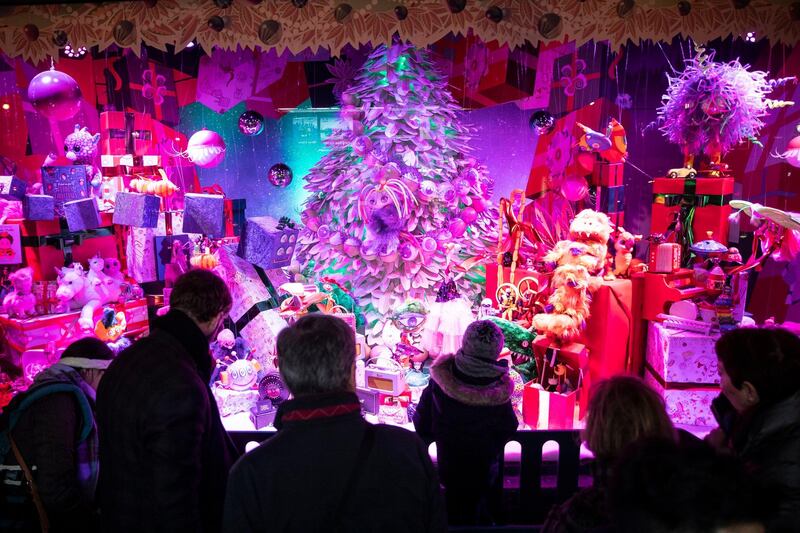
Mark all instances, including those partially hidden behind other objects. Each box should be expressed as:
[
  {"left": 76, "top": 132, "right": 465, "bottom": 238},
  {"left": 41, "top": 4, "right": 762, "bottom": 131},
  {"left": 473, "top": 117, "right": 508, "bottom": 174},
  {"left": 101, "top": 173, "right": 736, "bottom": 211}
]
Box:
[{"left": 296, "top": 43, "right": 497, "bottom": 333}]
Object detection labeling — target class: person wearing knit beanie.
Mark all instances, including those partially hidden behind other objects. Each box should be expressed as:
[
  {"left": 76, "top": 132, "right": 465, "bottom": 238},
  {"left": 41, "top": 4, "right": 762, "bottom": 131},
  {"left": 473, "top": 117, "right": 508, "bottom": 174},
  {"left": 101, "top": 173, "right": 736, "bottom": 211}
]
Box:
[{"left": 413, "top": 319, "right": 519, "bottom": 525}]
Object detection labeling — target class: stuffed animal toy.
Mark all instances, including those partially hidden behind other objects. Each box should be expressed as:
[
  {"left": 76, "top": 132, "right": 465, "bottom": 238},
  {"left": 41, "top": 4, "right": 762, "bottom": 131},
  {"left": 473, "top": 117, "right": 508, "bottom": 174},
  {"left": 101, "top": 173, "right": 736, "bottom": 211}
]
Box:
[
  {"left": 102, "top": 257, "right": 126, "bottom": 283},
  {"left": 55, "top": 263, "right": 122, "bottom": 329},
  {"left": 532, "top": 264, "right": 592, "bottom": 343},
  {"left": 612, "top": 229, "right": 644, "bottom": 278},
  {"left": 63, "top": 124, "right": 102, "bottom": 193},
  {"left": 2, "top": 267, "right": 36, "bottom": 318},
  {"left": 542, "top": 209, "right": 614, "bottom": 288}
]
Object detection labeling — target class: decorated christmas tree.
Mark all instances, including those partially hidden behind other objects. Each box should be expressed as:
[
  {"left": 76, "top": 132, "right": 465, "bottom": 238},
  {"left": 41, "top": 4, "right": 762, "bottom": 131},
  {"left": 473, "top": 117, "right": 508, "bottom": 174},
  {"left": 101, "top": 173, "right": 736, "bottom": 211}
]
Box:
[{"left": 296, "top": 42, "right": 498, "bottom": 334}]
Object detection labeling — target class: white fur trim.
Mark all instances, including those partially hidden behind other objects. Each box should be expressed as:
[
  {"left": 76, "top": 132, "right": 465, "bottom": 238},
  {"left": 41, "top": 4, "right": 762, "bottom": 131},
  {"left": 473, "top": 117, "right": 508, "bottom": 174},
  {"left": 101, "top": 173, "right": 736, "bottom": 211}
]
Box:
[{"left": 59, "top": 357, "right": 112, "bottom": 370}]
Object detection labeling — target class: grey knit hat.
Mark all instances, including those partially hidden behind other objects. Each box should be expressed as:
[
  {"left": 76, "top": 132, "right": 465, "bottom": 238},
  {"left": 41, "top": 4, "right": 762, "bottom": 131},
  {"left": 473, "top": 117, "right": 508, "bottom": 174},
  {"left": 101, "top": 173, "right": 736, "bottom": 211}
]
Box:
[{"left": 454, "top": 320, "right": 507, "bottom": 379}]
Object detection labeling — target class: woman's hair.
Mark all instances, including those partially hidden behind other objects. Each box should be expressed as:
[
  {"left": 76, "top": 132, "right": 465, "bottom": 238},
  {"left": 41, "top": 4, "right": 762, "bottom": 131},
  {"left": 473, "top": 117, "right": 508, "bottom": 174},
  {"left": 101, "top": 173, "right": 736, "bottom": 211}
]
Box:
[
  {"left": 584, "top": 375, "right": 675, "bottom": 463},
  {"left": 716, "top": 327, "right": 800, "bottom": 407}
]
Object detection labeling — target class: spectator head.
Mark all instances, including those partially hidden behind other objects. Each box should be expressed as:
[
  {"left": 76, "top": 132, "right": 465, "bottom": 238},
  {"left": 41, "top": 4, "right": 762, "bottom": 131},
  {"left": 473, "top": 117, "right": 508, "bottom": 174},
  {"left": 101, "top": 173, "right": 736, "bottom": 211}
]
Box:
[
  {"left": 610, "top": 438, "right": 767, "bottom": 533},
  {"left": 454, "top": 320, "right": 507, "bottom": 380},
  {"left": 715, "top": 327, "right": 800, "bottom": 412},
  {"left": 169, "top": 270, "right": 232, "bottom": 339},
  {"left": 277, "top": 314, "right": 355, "bottom": 397},
  {"left": 584, "top": 375, "right": 675, "bottom": 464},
  {"left": 59, "top": 337, "right": 115, "bottom": 390}
]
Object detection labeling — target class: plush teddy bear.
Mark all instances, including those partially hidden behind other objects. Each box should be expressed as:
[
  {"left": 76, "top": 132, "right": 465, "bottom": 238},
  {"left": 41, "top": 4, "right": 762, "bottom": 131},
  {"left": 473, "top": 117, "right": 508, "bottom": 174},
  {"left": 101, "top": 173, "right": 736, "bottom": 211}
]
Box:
[
  {"left": 541, "top": 209, "right": 613, "bottom": 288},
  {"left": 531, "top": 264, "right": 592, "bottom": 343},
  {"left": 2, "top": 267, "right": 36, "bottom": 318}
]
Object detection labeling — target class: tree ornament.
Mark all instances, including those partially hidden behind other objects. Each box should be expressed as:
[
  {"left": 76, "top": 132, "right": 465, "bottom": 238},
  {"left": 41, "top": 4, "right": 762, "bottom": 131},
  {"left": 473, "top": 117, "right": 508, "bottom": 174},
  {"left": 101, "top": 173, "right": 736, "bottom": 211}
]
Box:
[
  {"left": 208, "top": 15, "right": 225, "bottom": 32},
  {"left": 486, "top": 6, "right": 504, "bottom": 23},
  {"left": 292, "top": 0, "right": 308, "bottom": 6},
  {"left": 258, "top": 20, "right": 281, "bottom": 45},
  {"left": 268, "top": 163, "right": 293, "bottom": 187},
  {"left": 394, "top": 5, "right": 408, "bottom": 20},
  {"left": 560, "top": 175, "right": 589, "bottom": 202},
  {"left": 171, "top": 129, "right": 226, "bottom": 168},
  {"left": 446, "top": 0, "right": 467, "bottom": 13},
  {"left": 113, "top": 20, "right": 136, "bottom": 46},
  {"left": 460, "top": 207, "right": 477, "bottom": 224},
  {"left": 334, "top": 3, "right": 353, "bottom": 23},
  {"left": 23, "top": 24, "right": 39, "bottom": 42},
  {"left": 529, "top": 110, "right": 555, "bottom": 135},
  {"left": 213, "top": 0, "right": 234, "bottom": 7},
  {"left": 238, "top": 110, "right": 264, "bottom": 136},
  {"left": 677, "top": 1, "right": 691, "bottom": 15},
  {"left": 617, "top": 0, "right": 635, "bottom": 17},
  {"left": 53, "top": 30, "right": 68, "bottom": 48},
  {"left": 28, "top": 66, "right": 82, "bottom": 121},
  {"left": 538, "top": 13, "right": 562, "bottom": 39}
]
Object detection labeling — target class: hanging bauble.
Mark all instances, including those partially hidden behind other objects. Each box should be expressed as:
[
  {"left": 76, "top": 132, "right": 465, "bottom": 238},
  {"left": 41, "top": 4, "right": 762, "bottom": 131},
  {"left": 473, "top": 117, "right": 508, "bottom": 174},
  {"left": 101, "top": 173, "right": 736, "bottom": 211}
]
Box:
[
  {"left": 529, "top": 110, "right": 555, "bottom": 135},
  {"left": 52, "top": 30, "right": 68, "bottom": 48},
  {"left": 560, "top": 175, "right": 589, "bottom": 202},
  {"left": 27, "top": 67, "right": 82, "bottom": 121},
  {"left": 334, "top": 3, "right": 353, "bottom": 23},
  {"left": 471, "top": 196, "right": 486, "bottom": 213},
  {"left": 214, "top": 0, "right": 233, "bottom": 7},
  {"left": 421, "top": 236, "right": 437, "bottom": 255},
  {"left": 486, "top": 6, "right": 504, "bottom": 23},
  {"left": 113, "top": 20, "right": 136, "bottom": 46},
  {"left": 677, "top": 1, "right": 692, "bottom": 15},
  {"left": 238, "top": 110, "right": 264, "bottom": 136},
  {"left": 258, "top": 20, "right": 281, "bottom": 45},
  {"left": 449, "top": 219, "right": 466, "bottom": 238},
  {"left": 23, "top": 24, "right": 39, "bottom": 42},
  {"left": 394, "top": 5, "right": 408, "bottom": 20},
  {"left": 268, "top": 163, "right": 293, "bottom": 187},
  {"left": 446, "top": 0, "right": 467, "bottom": 13},
  {"left": 399, "top": 242, "right": 418, "bottom": 261},
  {"left": 316, "top": 224, "right": 332, "bottom": 242},
  {"left": 208, "top": 15, "right": 225, "bottom": 32},
  {"left": 617, "top": 0, "right": 635, "bottom": 17},
  {"left": 460, "top": 207, "right": 478, "bottom": 224},
  {"left": 538, "top": 13, "right": 562, "bottom": 39},
  {"left": 185, "top": 129, "right": 226, "bottom": 168}
]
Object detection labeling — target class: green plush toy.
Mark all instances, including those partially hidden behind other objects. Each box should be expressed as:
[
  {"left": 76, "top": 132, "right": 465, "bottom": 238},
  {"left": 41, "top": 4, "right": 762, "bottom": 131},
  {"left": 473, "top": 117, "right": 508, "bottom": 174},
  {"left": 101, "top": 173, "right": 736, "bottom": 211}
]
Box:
[{"left": 488, "top": 317, "right": 538, "bottom": 383}]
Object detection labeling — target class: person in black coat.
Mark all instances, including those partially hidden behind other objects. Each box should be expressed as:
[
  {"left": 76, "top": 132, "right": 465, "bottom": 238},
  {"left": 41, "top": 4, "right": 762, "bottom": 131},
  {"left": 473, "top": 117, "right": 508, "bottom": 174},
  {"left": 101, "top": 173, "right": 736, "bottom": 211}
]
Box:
[
  {"left": 707, "top": 327, "right": 800, "bottom": 532},
  {"left": 96, "top": 270, "right": 237, "bottom": 533},
  {"left": 413, "top": 320, "right": 518, "bottom": 526},
  {"left": 223, "top": 314, "right": 446, "bottom": 533}
]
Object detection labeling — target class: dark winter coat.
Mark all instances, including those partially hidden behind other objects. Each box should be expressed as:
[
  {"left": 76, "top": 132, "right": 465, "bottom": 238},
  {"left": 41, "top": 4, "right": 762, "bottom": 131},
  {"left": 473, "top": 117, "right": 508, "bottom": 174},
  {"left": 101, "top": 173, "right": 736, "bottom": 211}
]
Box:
[
  {"left": 96, "top": 309, "right": 236, "bottom": 533},
  {"left": 0, "top": 364, "right": 99, "bottom": 532},
  {"left": 732, "top": 390, "right": 800, "bottom": 531},
  {"left": 223, "top": 391, "right": 446, "bottom": 533},
  {"left": 413, "top": 353, "right": 518, "bottom": 525}
]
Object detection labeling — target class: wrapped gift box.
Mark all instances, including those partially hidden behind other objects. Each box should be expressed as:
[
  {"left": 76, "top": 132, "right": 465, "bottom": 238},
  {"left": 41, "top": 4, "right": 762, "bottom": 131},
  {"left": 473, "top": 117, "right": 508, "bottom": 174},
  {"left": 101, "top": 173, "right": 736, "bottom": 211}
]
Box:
[
  {"left": 644, "top": 370, "right": 718, "bottom": 427},
  {"left": 113, "top": 192, "right": 160, "bottom": 228},
  {"left": 22, "top": 194, "right": 55, "bottom": 221},
  {"left": 182, "top": 193, "right": 225, "bottom": 237},
  {"left": 644, "top": 321, "right": 720, "bottom": 426},
  {"left": 593, "top": 185, "right": 624, "bottom": 227},
  {"left": 217, "top": 244, "right": 288, "bottom": 369},
  {"left": 63, "top": 198, "right": 102, "bottom": 232},
  {"left": 646, "top": 321, "right": 720, "bottom": 385},
  {"left": 237, "top": 216, "right": 298, "bottom": 270},
  {"left": 0, "top": 175, "right": 27, "bottom": 199},
  {"left": 651, "top": 177, "right": 734, "bottom": 245},
  {"left": 13, "top": 214, "right": 119, "bottom": 281},
  {"left": 533, "top": 336, "right": 589, "bottom": 417},
  {"left": 40, "top": 166, "right": 90, "bottom": 214},
  {"left": 0, "top": 298, "right": 148, "bottom": 367},
  {"left": 99, "top": 111, "right": 156, "bottom": 156},
  {"left": 591, "top": 162, "right": 623, "bottom": 187},
  {"left": 101, "top": 154, "right": 161, "bottom": 177},
  {"left": 522, "top": 383, "right": 577, "bottom": 429}
]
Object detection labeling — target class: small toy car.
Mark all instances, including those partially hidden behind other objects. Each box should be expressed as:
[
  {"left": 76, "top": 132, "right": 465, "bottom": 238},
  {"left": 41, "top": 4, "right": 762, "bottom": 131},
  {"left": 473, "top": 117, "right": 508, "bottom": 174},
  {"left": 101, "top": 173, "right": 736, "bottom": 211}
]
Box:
[{"left": 667, "top": 167, "right": 697, "bottom": 179}]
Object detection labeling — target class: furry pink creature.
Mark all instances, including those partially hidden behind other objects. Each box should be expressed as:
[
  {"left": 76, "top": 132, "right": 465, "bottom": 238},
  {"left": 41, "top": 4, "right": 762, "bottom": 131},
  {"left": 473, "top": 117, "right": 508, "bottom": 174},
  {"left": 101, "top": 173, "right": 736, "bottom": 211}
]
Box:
[
  {"left": 3, "top": 267, "right": 36, "bottom": 318},
  {"left": 532, "top": 264, "right": 591, "bottom": 343}
]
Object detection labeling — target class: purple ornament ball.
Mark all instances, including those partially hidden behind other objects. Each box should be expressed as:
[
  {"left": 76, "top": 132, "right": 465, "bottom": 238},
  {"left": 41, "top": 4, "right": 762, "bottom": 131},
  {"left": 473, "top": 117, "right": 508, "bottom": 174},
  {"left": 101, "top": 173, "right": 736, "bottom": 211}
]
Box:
[
  {"left": 460, "top": 207, "right": 477, "bottom": 224},
  {"left": 471, "top": 197, "right": 486, "bottom": 213},
  {"left": 561, "top": 175, "right": 589, "bottom": 201},
  {"left": 449, "top": 218, "right": 466, "bottom": 237},
  {"left": 268, "top": 163, "right": 293, "bottom": 187},
  {"left": 27, "top": 68, "right": 83, "bottom": 121},
  {"left": 238, "top": 110, "right": 264, "bottom": 136}
]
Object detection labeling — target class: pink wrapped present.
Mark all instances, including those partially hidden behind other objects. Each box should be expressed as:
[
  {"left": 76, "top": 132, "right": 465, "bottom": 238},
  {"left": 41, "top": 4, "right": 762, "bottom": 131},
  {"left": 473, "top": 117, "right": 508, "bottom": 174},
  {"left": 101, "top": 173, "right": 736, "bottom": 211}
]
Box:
[
  {"left": 644, "top": 370, "right": 718, "bottom": 427},
  {"left": 646, "top": 321, "right": 720, "bottom": 385},
  {"left": 522, "top": 382, "right": 577, "bottom": 430},
  {"left": 216, "top": 244, "right": 288, "bottom": 370}
]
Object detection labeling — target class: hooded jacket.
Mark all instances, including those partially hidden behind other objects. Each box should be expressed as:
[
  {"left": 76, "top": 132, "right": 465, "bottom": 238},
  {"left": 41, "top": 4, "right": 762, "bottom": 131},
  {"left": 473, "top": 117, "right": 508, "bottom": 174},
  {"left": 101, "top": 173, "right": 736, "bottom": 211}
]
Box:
[{"left": 413, "top": 353, "right": 518, "bottom": 524}]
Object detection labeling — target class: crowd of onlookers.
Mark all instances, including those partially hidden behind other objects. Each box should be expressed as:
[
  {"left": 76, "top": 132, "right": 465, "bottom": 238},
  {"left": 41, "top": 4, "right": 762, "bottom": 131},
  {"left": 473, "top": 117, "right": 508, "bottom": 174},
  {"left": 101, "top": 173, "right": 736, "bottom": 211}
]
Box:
[{"left": 1, "top": 269, "right": 799, "bottom": 532}]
